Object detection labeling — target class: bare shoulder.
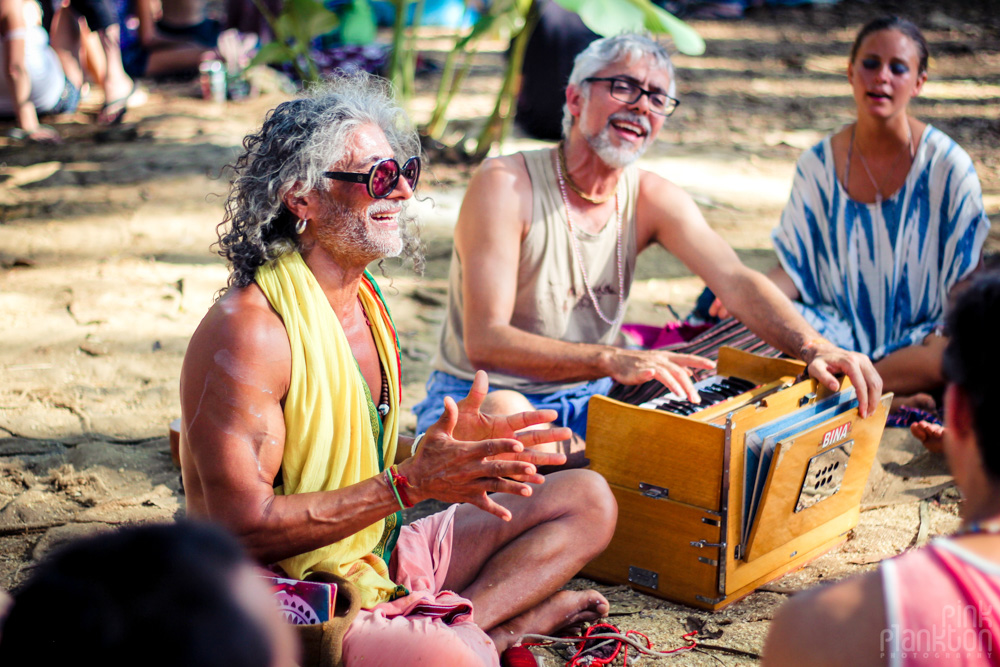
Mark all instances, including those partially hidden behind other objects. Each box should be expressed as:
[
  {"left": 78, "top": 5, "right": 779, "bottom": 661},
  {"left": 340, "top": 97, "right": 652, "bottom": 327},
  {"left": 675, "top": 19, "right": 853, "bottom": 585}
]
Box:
[
  {"left": 635, "top": 168, "right": 707, "bottom": 247},
  {"left": 763, "top": 571, "right": 886, "bottom": 667},
  {"left": 181, "top": 283, "right": 292, "bottom": 421},
  {"left": 458, "top": 152, "right": 532, "bottom": 242}
]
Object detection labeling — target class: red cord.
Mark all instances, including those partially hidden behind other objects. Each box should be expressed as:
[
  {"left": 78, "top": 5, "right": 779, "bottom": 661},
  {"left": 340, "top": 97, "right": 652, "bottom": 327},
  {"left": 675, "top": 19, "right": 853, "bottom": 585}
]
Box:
[{"left": 527, "top": 622, "right": 699, "bottom": 666}]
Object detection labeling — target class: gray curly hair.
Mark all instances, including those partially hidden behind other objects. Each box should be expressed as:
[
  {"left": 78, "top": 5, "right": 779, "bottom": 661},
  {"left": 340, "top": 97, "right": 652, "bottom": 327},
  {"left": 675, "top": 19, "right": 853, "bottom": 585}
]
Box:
[
  {"left": 561, "top": 32, "right": 676, "bottom": 139},
  {"left": 216, "top": 72, "right": 422, "bottom": 290}
]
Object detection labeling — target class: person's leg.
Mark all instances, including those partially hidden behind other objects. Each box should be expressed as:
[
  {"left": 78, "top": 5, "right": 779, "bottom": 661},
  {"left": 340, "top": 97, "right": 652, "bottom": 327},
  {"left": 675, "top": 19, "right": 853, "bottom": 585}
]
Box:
[
  {"left": 343, "top": 610, "right": 498, "bottom": 667},
  {"left": 875, "top": 334, "right": 948, "bottom": 399},
  {"left": 442, "top": 469, "right": 617, "bottom": 653},
  {"left": 48, "top": 7, "right": 84, "bottom": 89}
]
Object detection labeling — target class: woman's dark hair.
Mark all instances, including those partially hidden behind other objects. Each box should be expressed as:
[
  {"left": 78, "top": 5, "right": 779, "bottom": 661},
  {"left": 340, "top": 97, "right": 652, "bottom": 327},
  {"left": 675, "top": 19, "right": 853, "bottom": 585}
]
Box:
[
  {"left": 942, "top": 270, "right": 1000, "bottom": 479},
  {"left": 850, "top": 16, "right": 930, "bottom": 75}
]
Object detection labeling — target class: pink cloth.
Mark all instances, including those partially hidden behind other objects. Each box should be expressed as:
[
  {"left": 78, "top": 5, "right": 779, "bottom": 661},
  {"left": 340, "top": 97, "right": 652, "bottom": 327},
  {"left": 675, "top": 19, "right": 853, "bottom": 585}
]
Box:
[
  {"left": 881, "top": 538, "right": 1000, "bottom": 666},
  {"left": 342, "top": 505, "right": 500, "bottom": 667}
]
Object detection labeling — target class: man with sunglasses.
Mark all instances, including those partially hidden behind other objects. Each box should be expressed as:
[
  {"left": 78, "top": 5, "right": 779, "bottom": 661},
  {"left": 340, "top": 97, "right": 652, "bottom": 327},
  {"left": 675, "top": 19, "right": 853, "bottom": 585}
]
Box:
[
  {"left": 178, "top": 73, "right": 617, "bottom": 666},
  {"left": 415, "top": 32, "right": 883, "bottom": 468}
]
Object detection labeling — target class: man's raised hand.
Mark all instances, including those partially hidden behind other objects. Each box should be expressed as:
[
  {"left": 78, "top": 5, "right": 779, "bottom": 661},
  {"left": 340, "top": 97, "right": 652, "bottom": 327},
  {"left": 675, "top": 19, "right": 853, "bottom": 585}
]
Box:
[
  {"left": 452, "top": 370, "right": 573, "bottom": 451},
  {"left": 397, "top": 392, "right": 566, "bottom": 522}
]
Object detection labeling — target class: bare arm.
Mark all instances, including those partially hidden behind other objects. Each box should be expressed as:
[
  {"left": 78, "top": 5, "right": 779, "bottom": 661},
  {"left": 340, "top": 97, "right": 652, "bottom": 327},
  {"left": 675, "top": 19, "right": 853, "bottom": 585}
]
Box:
[
  {"left": 763, "top": 572, "right": 886, "bottom": 667},
  {"left": 0, "top": 0, "right": 55, "bottom": 141},
  {"left": 637, "top": 170, "right": 882, "bottom": 416},
  {"left": 181, "top": 287, "right": 566, "bottom": 564},
  {"left": 457, "top": 156, "right": 713, "bottom": 402}
]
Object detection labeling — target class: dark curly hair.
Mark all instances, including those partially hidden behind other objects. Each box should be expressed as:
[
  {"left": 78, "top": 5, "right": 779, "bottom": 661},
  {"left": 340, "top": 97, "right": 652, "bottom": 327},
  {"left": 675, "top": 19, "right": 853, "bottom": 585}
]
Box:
[
  {"left": 216, "top": 72, "right": 421, "bottom": 290},
  {"left": 942, "top": 269, "right": 1000, "bottom": 479}
]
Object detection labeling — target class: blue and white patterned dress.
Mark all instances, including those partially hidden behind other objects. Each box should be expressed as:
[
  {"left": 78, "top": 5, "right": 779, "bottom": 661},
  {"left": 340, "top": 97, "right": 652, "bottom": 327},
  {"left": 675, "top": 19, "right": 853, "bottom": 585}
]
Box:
[{"left": 772, "top": 125, "right": 990, "bottom": 361}]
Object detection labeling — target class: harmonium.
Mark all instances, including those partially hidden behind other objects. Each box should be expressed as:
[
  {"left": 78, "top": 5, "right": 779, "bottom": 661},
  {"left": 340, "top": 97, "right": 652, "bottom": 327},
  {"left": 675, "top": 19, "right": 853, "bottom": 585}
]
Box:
[{"left": 581, "top": 346, "right": 892, "bottom": 610}]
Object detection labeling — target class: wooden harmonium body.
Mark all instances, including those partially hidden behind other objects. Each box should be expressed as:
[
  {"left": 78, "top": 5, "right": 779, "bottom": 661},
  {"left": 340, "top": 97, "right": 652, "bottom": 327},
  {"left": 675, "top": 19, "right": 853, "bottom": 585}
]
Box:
[{"left": 581, "top": 347, "right": 892, "bottom": 610}]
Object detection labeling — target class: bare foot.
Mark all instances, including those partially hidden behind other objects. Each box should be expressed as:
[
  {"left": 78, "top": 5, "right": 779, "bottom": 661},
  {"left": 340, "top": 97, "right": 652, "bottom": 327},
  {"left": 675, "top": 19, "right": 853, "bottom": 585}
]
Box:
[
  {"left": 911, "top": 420, "right": 945, "bottom": 454},
  {"left": 891, "top": 392, "right": 937, "bottom": 412},
  {"left": 488, "top": 589, "right": 609, "bottom": 653}
]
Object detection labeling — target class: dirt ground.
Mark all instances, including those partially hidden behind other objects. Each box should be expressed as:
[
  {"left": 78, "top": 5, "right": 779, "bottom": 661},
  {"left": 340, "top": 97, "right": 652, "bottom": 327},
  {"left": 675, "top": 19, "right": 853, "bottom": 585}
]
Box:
[{"left": 2, "top": 1, "right": 999, "bottom": 663}]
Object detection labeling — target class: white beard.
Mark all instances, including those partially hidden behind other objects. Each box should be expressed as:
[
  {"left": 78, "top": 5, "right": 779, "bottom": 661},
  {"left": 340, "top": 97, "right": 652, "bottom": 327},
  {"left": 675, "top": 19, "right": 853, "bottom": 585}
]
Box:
[
  {"left": 316, "top": 198, "right": 404, "bottom": 261},
  {"left": 581, "top": 110, "right": 653, "bottom": 169}
]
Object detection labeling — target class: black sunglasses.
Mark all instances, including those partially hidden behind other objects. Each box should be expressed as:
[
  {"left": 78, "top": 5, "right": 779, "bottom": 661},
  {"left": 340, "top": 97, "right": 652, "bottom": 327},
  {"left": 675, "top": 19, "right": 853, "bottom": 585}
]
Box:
[
  {"left": 584, "top": 77, "right": 680, "bottom": 117},
  {"left": 324, "top": 156, "right": 421, "bottom": 199}
]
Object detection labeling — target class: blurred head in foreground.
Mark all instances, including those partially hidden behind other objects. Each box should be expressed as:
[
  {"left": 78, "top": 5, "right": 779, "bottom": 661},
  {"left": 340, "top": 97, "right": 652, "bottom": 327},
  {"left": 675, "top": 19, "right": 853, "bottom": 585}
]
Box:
[{"left": 0, "top": 521, "right": 298, "bottom": 667}]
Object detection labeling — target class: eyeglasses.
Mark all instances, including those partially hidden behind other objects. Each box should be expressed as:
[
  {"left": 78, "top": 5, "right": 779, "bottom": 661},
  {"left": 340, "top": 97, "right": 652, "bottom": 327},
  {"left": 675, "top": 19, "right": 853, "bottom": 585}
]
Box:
[
  {"left": 584, "top": 77, "right": 680, "bottom": 117},
  {"left": 324, "top": 156, "right": 421, "bottom": 199}
]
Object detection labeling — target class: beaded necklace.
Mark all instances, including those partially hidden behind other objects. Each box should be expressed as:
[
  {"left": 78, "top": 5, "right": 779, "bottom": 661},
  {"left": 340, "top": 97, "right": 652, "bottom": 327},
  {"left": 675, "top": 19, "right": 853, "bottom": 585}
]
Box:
[
  {"left": 953, "top": 521, "right": 1000, "bottom": 538},
  {"left": 557, "top": 142, "right": 617, "bottom": 205},
  {"left": 359, "top": 296, "right": 390, "bottom": 416},
  {"left": 553, "top": 147, "right": 625, "bottom": 327}
]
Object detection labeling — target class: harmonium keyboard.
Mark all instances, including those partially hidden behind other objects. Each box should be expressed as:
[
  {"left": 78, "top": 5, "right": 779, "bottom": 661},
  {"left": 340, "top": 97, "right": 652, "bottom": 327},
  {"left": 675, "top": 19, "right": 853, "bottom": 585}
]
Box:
[{"left": 581, "top": 346, "right": 892, "bottom": 610}]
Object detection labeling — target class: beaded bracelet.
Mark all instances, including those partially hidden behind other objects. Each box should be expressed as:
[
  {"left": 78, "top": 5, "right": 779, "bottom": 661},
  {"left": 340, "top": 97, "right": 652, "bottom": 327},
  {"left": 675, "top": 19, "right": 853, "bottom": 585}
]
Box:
[
  {"left": 390, "top": 465, "right": 414, "bottom": 508},
  {"left": 384, "top": 468, "right": 406, "bottom": 511}
]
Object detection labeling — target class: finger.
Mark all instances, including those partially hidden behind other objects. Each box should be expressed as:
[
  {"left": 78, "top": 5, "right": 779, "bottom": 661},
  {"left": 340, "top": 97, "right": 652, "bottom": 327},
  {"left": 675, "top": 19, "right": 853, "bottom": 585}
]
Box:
[
  {"left": 807, "top": 360, "right": 842, "bottom": 396},
  {"left": 457, "top": 370, "right": 490, "bottom": 413},
  {"left": 656, "top": 368, "right": 700, "bottom": 403},
  {"left": 481, "top": 475, "right": 536, "bottom": 497},
  {"left": 490, "top": 448, "right": 567, "bottom": 468},
  {"left": 472, "top": 494, "right": 513, "bottom": 522},
  {"left": 623, "top": 368, "right": 655, "bottom": 385},
  {"left": 432, "top": 395, "right": 461, "bottom": 438},
  {"left": 502, "top": 408, "right": 560, "bottom": 432},
  {"left": 670, "top": 353, "right": 717, "bottom": 371},
  {"left": 514, "top": 426, "right": 573, "bottom": 448},
  {"left": 483, "top": 458, "right": 538, "bottom": 480},
  {"left": 709, "top": 298, "right": 723, "bottom": 317},
  {"left": 471, "top": 437, "right": 524, "bottom": 459}
]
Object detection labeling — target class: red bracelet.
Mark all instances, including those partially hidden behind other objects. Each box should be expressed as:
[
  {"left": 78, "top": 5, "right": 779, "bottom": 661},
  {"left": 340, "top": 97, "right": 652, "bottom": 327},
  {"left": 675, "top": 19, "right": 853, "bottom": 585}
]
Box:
[{"left": 390, "top": 465, "right": 414, "bottom": 508}]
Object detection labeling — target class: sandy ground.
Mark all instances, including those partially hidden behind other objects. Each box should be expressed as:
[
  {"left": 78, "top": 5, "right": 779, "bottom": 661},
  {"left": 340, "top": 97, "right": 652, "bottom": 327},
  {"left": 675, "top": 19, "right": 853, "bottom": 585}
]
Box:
[{"left": 2, "top": 1, "right": 999, "bottom": 663}]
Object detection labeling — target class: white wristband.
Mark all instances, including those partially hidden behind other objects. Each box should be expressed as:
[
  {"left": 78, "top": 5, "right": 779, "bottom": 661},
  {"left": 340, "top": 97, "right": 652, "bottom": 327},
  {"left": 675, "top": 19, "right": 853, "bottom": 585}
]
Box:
[{"left": 410, "top": 432, "right": 426, "bottom": 457}]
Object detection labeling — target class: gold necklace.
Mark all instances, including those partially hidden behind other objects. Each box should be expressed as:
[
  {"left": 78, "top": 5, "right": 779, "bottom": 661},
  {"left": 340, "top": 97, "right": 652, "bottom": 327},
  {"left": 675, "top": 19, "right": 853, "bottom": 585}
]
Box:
[
  {"left": 847, "top": 122, "right": 914, "bottom": 203},
  {"left": 557, "top": 142, "right": 617, "bottom": 205}
]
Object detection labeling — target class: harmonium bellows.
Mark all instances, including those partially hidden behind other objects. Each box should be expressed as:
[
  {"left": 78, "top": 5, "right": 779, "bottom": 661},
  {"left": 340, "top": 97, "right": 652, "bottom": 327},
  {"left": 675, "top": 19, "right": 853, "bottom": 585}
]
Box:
[{"left": 581, "top": 346, "right": 891, "bottom": 611}]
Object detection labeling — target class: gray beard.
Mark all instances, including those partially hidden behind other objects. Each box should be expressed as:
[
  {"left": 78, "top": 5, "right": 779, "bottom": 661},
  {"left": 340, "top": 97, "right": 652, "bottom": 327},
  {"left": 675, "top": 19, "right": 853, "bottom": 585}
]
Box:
[
  {"left": 315, "top": 198, "right": 424, "bottom": 273},
  {"left": 583, "top": 112, "right": 652, "bottom": 169}
]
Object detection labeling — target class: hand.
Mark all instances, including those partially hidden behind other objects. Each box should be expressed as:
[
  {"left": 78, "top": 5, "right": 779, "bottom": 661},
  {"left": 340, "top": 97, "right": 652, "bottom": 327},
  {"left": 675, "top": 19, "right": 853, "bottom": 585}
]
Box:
[
  {"left": 28, "top": 126, "right": 61, "bottom": 144},
  {"left": 708, "top": 297, "right": 730, "bottom": 319},
  {"left": 606, "top": 348, "right": 716, "bottom": 403},
  {"left": 451, "top": 370, "right": 573, "bottom": 449},
  {"left": 398, "top": 394, "right": 567, "bottom": 521},
  {"left": 802, "top": 341, "right": 883, "bottom": 418}
]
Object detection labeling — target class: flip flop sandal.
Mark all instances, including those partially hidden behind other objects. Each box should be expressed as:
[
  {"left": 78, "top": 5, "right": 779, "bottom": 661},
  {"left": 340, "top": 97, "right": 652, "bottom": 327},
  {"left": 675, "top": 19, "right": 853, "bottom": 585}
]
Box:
[{"left": 99, "top": 83, "right": 148, "bottom": 126}]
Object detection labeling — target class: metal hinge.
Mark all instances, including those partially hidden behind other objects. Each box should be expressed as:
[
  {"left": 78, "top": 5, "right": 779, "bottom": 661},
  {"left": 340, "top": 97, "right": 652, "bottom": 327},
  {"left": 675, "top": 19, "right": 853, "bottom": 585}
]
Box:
[
  {"left": 638, "top": 482, "right": 669, "bottom": 500},
  {"left": 690, "top": 539, "right": 726, "bottom": 549}
]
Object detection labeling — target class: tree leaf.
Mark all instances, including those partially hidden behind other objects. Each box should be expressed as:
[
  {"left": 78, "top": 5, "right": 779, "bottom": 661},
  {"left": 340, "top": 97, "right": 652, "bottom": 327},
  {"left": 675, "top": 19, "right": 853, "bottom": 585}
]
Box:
[
  {"left": 553, "top": 0, "right": 704, "bottom": 56},
  {"left": 249, "top": 41, "right": 293, "bottom": 66}
]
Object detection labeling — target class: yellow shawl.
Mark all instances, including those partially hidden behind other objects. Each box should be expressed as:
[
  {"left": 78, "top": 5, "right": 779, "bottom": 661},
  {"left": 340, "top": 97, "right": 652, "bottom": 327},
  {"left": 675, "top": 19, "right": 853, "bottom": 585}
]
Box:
[{"left": 256, "top": 251, "right": 402, "bottom": 609}]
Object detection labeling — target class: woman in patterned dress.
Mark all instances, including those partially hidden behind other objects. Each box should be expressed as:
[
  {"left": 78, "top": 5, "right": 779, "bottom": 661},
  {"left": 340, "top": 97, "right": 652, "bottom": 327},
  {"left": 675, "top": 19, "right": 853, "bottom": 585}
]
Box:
[{"left": 760, "top": 16, "right": 990, "bottom": 417}]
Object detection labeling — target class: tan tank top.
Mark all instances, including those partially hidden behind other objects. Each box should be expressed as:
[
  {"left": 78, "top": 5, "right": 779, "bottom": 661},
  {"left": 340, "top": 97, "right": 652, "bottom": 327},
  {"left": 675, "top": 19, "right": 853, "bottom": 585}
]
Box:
[{"left": 435, "top": 147, "right": 640, "bottom": 393}]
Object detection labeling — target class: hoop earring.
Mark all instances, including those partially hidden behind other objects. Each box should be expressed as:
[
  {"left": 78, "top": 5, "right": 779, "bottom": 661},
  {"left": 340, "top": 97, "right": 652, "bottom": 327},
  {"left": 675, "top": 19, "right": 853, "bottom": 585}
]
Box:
[{"left": 295, "top": 218, "right": 307, "bottom": 235}]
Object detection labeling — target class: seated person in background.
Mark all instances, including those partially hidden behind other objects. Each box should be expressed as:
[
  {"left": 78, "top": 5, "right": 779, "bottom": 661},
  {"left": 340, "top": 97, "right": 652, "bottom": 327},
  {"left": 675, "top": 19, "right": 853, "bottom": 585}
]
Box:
[
  {"left": 117, "top": 0, "right": 218, "bottom": 79},
  {"left": 180, "top": 73, "right": 616, "bottom": 665},
  {"left": 414, "top": 32, "right": 881, "bottom": 468},
  {"left": 0, "top": 0, "right": 83, "bottom": 141},
  {"left": 713, "top": 17, "right": 989, "bottom": 415},
  {"left": 763, "top": 269, "right": 1000, "bottom": 667},
  {"left": 0, "top": 521, "right": 299, "bottom": 666}
]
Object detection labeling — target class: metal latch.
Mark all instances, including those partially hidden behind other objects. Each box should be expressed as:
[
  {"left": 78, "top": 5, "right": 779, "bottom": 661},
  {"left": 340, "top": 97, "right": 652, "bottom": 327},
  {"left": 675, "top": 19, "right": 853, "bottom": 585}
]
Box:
[
  {"left": 639, "top": 482, "right": 669, "bottom": 499},
  {"left": 690, "top": 539, "right": 726, "bottom": 549}
]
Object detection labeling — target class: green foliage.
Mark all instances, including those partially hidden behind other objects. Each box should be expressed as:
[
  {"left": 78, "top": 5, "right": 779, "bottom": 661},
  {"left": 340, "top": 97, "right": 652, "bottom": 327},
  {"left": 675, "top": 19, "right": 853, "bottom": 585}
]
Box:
[
  {"left": 248, "top": 0, "right": 340, "bottom": 83},
  {"left": 340, "top": 0, "right": 377, "bottom": 45},
  {"left": 554, "top": 0, "right": 705, "bottom": 55}
]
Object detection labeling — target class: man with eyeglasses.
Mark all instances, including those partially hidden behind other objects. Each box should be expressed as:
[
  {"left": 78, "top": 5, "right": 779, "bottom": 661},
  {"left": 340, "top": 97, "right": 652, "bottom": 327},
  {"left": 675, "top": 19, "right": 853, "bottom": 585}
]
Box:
[
  {"left": 414, "top": 32, "right": 883, "bottom": 468},
  {"left": 179, "top": 74, "right": 617, "bottom": 665}
]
